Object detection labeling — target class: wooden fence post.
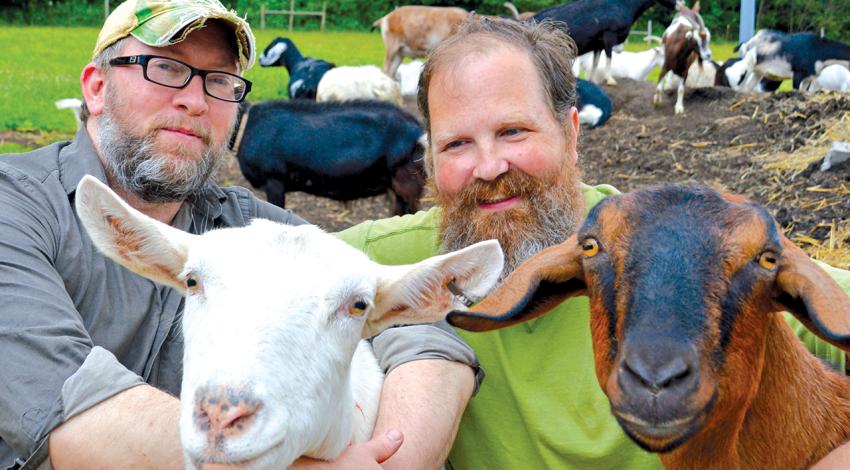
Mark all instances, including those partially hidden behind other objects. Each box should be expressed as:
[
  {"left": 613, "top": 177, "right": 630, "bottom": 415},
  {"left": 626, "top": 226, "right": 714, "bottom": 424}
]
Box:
[
  {"left": 321, "top": 2, "right": 326, "bottom": 32},
  {"left": 260, "top": 4, "right": 265, "bottom": 30},
  {"left": 289, "top": 0, "right": 295, "bottom": 32}
]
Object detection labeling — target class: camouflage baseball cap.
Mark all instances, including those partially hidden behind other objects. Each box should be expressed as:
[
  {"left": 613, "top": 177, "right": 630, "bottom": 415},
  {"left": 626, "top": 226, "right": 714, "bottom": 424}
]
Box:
[{"left": 93, "top": 0, "right": 256, "bottom": 71}]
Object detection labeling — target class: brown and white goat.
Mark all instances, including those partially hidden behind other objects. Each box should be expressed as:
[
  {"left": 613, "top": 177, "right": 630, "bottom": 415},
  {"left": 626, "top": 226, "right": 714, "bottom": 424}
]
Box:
[
  {"left": 372, "top": 6, "right": 468, "bottom": 77},
  {"left": 447, "top": 184, "right": 850, "bottom": 469},
  {"left": 654, "top": 1, "right": 712, "bottom": 114}
]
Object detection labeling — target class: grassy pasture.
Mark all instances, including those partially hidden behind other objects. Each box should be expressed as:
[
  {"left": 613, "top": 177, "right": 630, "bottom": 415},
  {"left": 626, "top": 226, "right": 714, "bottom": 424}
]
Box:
[{"left": 0, "top": 26, "right": 778, "bottom": 139}]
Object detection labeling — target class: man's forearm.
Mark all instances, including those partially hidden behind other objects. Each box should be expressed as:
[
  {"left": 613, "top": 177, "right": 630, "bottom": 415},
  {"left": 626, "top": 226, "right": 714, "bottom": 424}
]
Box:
[
  {"left": 49, "top": 384, "right": 183, "bottom": 469},
  {"left": 372, "top": 359, "right": 475, "bottom": 470}
]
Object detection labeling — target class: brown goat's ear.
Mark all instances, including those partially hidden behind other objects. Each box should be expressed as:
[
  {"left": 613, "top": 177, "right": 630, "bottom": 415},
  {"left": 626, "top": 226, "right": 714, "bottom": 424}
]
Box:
[
  {"left": 775, "top": 237, "right": 850, "bottom": 350},
  {"left": 447, "top": 235, "right": 586, "bottom": 332}
]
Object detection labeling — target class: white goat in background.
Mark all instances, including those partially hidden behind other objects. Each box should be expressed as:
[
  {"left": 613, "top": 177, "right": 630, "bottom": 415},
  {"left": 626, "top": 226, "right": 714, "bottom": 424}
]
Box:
[
  {"left": 317, "top": 65, "right": 402, "bottom": 105},
  {"left": 75, "top": 175, "right": 504, "bottom": 469},
  {"left": 395, "top": 59, "right": 425, "bottom": 97},
  {"left": 55, "top": 98, "right": 83, "bottom": 130}
]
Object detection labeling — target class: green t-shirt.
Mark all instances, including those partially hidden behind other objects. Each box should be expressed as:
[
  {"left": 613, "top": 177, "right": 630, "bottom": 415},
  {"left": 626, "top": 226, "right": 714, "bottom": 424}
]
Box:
[{"left": 336, "top": 183, "right": 849, "bottom": 469}]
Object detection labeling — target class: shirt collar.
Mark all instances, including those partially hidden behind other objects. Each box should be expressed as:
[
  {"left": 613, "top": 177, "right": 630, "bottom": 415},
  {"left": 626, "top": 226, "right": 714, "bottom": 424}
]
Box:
[{"left": 60, "top": 127, "right": 228, "bottom": 229}]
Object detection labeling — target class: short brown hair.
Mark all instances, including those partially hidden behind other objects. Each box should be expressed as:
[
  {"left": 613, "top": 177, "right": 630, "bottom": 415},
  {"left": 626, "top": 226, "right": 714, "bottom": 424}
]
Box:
[{"left": 417, "top": 15, "right": 578, "bottom": 134}]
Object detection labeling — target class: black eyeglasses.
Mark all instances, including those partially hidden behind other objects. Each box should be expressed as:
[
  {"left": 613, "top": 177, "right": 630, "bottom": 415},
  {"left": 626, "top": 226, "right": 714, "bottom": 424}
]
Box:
[{"left": 109, "top": 55, "right": 252, "bottom": 103}]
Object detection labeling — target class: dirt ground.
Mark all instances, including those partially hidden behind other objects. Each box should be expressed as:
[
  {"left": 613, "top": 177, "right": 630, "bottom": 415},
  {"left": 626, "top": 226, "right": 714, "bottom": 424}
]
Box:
[
  {"left": 220, "top": 79, "right": 850, "bottom": 266},
  {"left": 7, "top": 80, "right": 847, "bottom": 265}
]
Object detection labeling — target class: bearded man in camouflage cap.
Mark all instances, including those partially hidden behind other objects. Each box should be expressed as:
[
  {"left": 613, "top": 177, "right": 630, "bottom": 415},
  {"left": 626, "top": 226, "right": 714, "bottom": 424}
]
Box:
[{"left": 0, "top": 1, "right": 481, "bottom": 468}]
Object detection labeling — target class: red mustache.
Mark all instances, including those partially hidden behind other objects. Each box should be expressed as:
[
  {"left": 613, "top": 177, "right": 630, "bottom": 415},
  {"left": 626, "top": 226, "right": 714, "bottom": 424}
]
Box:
[{"left": 455, "top": 170, "right": 550, "bottom": 207}]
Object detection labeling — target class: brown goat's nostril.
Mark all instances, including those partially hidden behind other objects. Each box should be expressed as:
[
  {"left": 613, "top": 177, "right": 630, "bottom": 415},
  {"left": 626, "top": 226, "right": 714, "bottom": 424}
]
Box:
[
  {"left": 623, "top": 353, "right": 691, "bottom": 392},
  {"left": 194, "top": 386, "right": 262, "bottom": 442},
  {"left": 619, "top": 344, "right": 699, "bottom": 398}
]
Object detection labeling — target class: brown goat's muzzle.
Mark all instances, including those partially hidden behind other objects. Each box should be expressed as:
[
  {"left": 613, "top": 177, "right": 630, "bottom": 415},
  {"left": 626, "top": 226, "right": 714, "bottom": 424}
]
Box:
[{"left": 604, "top": 339, "right": 718, "bottom": 453}]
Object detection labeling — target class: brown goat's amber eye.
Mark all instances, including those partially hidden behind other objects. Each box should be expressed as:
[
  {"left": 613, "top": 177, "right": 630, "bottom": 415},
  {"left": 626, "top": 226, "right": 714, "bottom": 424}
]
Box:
[
  {"left": 349, "top": 300, "right": 368, "bottom": 316},
  {"left": 581, "top": 238, "right": 599, "bottom": 257},
  {"left": 757, "top": 251, "right": 778, "bottom": 270}
]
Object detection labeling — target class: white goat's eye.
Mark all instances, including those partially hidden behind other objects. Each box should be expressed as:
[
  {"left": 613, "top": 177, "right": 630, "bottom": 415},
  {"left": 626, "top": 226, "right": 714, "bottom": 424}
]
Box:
[
  {"left": 348, "top": 300, "right": 368, "bottom": 316},
  {"left": 185, "top": 273, "right": 202, "bottom": 293}
]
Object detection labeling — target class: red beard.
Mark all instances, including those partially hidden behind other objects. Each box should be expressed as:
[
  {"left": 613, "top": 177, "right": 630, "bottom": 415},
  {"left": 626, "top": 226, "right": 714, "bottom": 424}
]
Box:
[{"left": 436, "top": 164, "right": 585, "bottom": 278}]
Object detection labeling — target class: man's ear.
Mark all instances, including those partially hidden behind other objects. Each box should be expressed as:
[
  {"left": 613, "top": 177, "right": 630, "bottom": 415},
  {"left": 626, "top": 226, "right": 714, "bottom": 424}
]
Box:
[
  {"left": 567, "top": 106, "right": 579, "bottom": 164},
  {"left": 81, "top": 63, "right": 107, "bottom": 118}
]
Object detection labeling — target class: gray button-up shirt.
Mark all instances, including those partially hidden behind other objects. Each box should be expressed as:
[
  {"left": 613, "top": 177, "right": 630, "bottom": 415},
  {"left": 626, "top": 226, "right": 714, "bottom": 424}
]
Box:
[{"left": 0, "top": 130, "right": 480, "bottom": 468}]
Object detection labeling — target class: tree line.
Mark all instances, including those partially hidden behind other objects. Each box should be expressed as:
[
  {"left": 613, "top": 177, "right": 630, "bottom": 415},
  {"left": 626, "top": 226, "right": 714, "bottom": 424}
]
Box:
[{"left": 2, "top": 0, "right": 848, "bottom": 43}]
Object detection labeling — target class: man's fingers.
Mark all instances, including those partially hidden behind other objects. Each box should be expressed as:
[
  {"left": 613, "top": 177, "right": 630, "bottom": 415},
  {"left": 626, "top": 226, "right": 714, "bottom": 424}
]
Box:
[{"left": 369, "top": 429, "right": 404, "bottom": 463}]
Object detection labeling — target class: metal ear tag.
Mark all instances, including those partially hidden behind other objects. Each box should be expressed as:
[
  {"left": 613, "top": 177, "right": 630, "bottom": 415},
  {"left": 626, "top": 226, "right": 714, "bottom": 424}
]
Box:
[{"left": 448, "top": 278, "right": 475, "bottom": 308}]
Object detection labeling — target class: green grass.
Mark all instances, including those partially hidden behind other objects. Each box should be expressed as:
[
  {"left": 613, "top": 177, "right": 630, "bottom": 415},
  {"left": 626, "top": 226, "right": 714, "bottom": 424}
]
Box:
[
  {"left": 0, "top": 141, "right": 34, "bottom": 153},
  {"left": 0, "top": 27, "right": 386, "bottom": 133},
  {"left": 1, "top": 27, "right": 789, "bottom": 134}
]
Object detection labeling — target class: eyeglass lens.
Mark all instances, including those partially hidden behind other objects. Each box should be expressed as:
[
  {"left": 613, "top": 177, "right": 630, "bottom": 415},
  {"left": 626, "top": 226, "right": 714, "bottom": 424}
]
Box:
[{"left": 146, "top": 57, "right": 247, "bottom": 102}]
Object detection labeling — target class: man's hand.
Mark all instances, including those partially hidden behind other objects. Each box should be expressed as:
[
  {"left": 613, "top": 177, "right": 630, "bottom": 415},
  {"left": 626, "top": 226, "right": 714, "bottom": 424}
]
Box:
[{"left": 288, "top": 430, "right": 404, "bottom": 469}]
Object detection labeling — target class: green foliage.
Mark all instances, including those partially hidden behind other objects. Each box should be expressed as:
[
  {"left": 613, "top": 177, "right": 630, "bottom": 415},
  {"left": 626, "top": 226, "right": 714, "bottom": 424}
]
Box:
[{"left": 1, "top": 1, "right": 848, "bottom": 42}]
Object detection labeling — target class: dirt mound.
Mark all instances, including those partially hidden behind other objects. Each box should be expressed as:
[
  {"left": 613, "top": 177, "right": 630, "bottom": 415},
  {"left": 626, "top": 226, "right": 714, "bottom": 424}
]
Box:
[{"left": 580, "top": 79, "right": 849, "bottom": 264}]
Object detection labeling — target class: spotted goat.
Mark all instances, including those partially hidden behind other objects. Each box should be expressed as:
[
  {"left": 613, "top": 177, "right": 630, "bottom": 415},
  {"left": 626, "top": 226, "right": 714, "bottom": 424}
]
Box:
[
  {"left": 74, "top": 175, "right": 504, "bottom": 469},
  {"left": 654, "top": 1, "right": 712, "bottom": 115},
  {"left": 447, "top": 183, "right": 850, "bottom": 469}
]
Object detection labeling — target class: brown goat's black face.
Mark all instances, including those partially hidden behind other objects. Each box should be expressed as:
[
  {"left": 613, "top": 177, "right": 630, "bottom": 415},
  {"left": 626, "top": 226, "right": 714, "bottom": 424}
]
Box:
[{"left": 578, "top": 185, "right": 784, "bottom": 453}]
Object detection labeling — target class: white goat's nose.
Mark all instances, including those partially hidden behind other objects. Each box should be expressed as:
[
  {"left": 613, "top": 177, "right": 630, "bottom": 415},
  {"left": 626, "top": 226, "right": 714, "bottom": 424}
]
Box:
[{"left": 194, "top": 386, "right": 262, "bottom": 442}]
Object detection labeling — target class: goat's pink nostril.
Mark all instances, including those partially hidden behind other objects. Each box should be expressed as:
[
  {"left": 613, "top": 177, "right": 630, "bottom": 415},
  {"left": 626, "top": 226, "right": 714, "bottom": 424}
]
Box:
[{"left": 194, "top": 387, "right": 261, "bottom": 442}]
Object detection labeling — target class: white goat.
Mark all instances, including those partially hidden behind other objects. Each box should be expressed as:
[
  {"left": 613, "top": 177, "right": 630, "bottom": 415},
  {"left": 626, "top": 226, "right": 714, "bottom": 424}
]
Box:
[
  {"left": 577, "top": 43, "right": 664, "bottom": 83},
  {"left": 395, "top": 59, "right": 425, "bottom": 97},
  {"left": 662, "top": 59, "right": 719, "bottom": 90},
  {"left": 802, "top": 62, "right": 850, "bottom": 92},
  {"left": 55, "top": 98, "right": 83, "bottom": 130},
  {"left": 317, "top": 65, "right": 403, "bottom": 105},
  {"left": 74, "top": 175, "right": 504, "bottom": 469}
]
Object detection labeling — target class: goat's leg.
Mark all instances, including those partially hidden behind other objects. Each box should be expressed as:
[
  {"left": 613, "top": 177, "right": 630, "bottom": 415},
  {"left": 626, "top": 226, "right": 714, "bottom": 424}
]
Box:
[
  {"left": 793, "top": 70, "right": 808, "bottom": 92},
  {"left": 654, "top": 66, "right": 670, "bottom": 107},
  {"left": 675, "top": 71, "right": 687, "bottom": 115},
  {"left": 590, "top": 51, "right": 601, "bottom": 84},
  {"left": 383, "top": 40, "right": 402, "bottom": 77},
  {"left": 265, "top": 179, "right": 286, "bottom": 208},
  {"left": 601, "top": 32, "right": 619, "bottom": 85}
]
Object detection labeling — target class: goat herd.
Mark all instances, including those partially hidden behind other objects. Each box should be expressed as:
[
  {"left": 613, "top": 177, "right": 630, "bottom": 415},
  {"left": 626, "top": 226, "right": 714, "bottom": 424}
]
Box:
[{"left": 223, "top": 0, "right": 850, "bottom": 219}]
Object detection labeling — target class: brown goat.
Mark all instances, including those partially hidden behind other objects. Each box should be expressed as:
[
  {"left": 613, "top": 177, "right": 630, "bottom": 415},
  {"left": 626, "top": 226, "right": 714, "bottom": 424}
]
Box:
[
  {"left": 654, "top": 1, "right": 712, "bottom": 115},
  {"left": 447, "top": 184, "right": 850, "bottom": 469},
  {"left": 372, "top": 6, "right": 468, "bottom": 78}
]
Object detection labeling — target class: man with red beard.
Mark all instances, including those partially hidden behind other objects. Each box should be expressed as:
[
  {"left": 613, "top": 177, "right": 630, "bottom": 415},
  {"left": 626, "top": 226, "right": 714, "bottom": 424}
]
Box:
[
  {"left": 0, "top": 1, "right": 481, "bottom": 468},
  {"left": 337, "top": 16, "right": 850, "bottom": 469}
]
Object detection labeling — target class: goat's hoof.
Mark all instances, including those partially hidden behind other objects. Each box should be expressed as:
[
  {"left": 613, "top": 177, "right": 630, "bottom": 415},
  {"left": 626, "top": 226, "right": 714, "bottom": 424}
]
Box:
[
  {"left": 606, "top": 78, "right": 618, "bottom": 86},
  {"left": 675, "top": 106, "right": 684, "bottom": 115},
  {"left": 653, "top": 96, "right": 662, "bottom": 107}
]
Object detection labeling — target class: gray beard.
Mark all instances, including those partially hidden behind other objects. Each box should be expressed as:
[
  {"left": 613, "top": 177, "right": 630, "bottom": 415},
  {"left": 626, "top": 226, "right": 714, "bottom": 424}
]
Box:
[
  {"left": 440, "top": 186, "right": 582, "bottom": 281},
  {"left": 97, "top": 107, "right": 225, "bottom": 204}
]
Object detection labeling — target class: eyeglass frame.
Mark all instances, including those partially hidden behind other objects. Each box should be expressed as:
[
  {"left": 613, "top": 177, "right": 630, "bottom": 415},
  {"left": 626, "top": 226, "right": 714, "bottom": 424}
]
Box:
[{"left": 108, "top": 54, "right": 252, "bottom": 103}]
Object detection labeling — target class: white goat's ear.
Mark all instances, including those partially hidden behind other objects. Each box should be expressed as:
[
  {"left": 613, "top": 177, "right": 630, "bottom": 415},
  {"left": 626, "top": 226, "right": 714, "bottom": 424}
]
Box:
[
  {"left": 75, "top": 175, "right": 195, "bottom": 291},
  {"left": 363, "top": 240, "right": 504, "bottom": 338}
]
